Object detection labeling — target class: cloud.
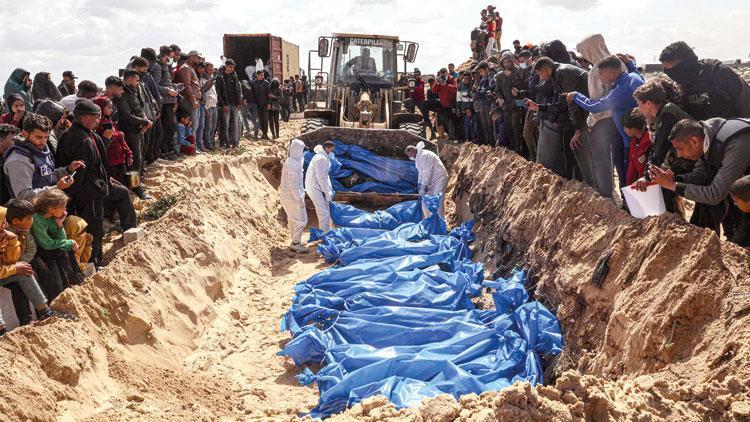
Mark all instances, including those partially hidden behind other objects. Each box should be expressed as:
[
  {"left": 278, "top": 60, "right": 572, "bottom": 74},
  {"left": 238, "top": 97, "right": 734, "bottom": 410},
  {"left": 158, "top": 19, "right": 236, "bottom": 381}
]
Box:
[{"left": 534, "top": 0, "right": 600, "bottom": 10}]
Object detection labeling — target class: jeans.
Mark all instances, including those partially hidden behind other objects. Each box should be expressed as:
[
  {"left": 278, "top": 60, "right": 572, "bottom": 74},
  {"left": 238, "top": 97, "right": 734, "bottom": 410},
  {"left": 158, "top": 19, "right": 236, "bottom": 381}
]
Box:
[
  {"left": 195, "top": 104, "right": 206, "bottom": 150},
  {"left": 203, "top": 106, "right": 218, "bottom": 148},
  {"left": 588, "top": 118, "right": 617, "bottom": 198},
  {"left": 241, "top": 103, "right": 251, "bottom": 133},
  {"left": 220, "top": 106, "right": 240, "bottom": 147},
  {"left": 247, "top": 103, "right": 259, "bottom": 138},
  {"left": 0, "top": 274, "right": 46, "bottom": 326},
  {"left": 523, "top": 109, "right": 538, "bottom": 162},
  {"left": 190, "top": 105, "right": 200, "bottom": 148},
  {"left": 612, "top": 132, "right": 627, "bottom": 189}
]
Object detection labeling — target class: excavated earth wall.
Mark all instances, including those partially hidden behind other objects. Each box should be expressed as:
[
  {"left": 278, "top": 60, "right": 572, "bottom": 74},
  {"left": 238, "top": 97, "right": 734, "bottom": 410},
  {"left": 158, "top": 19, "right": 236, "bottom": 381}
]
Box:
[{"left": 332, "top": 144, "right": 750, "bottom": 421}]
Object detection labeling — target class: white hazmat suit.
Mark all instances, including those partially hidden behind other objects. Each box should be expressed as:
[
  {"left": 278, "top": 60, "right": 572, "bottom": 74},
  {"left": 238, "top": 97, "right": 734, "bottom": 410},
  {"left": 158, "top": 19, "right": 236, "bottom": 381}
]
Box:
[
  {"left": 304, "top": 144, "right": 334, "bottom": 232},
  {"left": 414, "top": 141, "right": 448, "bottom": 217},
  {"left": 280, "top": 139, "right": 308, "bottom": 245}
]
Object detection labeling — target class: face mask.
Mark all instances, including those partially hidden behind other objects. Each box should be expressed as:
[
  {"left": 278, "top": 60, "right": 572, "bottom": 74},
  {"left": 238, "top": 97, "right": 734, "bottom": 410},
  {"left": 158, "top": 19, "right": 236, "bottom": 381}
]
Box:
[
  {"left": 519, "top": 63, "right": 528, "bottom": 69},
  {"left": 409, "top": 156, "right": 415, "bottom": 161},
  {"left": 664, "top": 59, "right": 700, "bottom": 86}
]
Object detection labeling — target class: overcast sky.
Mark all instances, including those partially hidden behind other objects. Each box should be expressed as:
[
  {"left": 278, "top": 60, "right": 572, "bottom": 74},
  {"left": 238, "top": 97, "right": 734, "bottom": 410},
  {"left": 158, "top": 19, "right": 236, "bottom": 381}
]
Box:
[{"left": 2, "top": 0, "right": 749, "bottom": 87}]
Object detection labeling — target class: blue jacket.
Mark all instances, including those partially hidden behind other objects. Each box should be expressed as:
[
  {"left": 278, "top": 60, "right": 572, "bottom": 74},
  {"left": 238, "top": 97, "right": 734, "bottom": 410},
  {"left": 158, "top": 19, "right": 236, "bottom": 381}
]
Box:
[{"left": 573, "top": 61, "right": 644, "bottom": 148}]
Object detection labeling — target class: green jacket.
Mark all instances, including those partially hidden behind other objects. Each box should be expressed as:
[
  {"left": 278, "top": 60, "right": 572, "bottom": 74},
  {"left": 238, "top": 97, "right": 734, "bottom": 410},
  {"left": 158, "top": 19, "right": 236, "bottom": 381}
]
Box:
[{"left": 31, "top": 213, "right": 72, "bottom": 251}]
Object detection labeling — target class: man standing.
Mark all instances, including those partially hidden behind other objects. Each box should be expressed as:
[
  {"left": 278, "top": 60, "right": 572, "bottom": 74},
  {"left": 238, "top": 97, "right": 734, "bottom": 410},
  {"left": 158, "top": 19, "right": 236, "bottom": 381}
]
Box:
[
  {"left": 113, "top": 70, "right": 151, "bottom": 199},
  {"left": 405, "top": 141, "right": 448, "bottom": 217},
  {"left": 59, "top": 80, "right": 99, "bottom": 113},
  {"left": 56, "top": 100, "right": 136, "bottom": 266},
  {"left": 58, "top": 71, "right": 77, "bottom": 97},
  {"left": 526, "top": 57, "right": 594, "bottom": 184},
  {"left": 174, "top": 51, "right": 202, "bottom": 136},
  {"left": 659, "top": 41, "right": 750, "bottom": 120},
  {"left": 216, "top": 59, "right": 243, "bottom": 149},
  {"left": 475, "top": 62, "right": 496, "bottom": 146},
  {"left": 305, "top": 141, "right": 335, "bottom": 232},
  {"left": 409, "top": 69, "right": 436, "bottom": 140},
  {"left": 152, "top": 46, "right": 179, "bottom": 159},
  {"left": 130, "top": 57, "right": 160, "bottom": 166},
  {"left": 565, "top": 54, "right": 644, "bottom": 196},
  {"left": 650, "top": 118, "right": 750, "bottom": 242},
  {"left": 495, "top": 51, "right": 527, "bottom": 155},
  {"left": 253, "top": 70, "right": 271, "bottom": 140},
  {"left": 293, "top": 75, "right": 303, "bottom": 112}
]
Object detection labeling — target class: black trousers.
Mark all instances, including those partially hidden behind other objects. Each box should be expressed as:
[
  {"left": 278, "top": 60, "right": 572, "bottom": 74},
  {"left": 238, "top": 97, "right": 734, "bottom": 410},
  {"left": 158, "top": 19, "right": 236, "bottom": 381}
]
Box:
[
  {"left": 6, "top": 282, "right": 32, "bottom": 326},
  {"left": 32, "top": 250, "right": 79, "bottom": 299},
  {"left": 270, "top": 110, "right": 280, "bottom": 138},
  {"left": 257, "top": 107, "right": 269, "bottom": 138},
  {"left": 77, "top": 185, "right": 137, "bottom": 263},
  {"left": 160, "top": 104, "right": 176, "bottom": 154}
]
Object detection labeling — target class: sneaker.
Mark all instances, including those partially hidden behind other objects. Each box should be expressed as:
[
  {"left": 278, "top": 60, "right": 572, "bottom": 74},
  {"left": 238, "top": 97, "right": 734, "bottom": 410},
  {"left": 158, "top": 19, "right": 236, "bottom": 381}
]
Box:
[
  {"left": 38, "top": 307, "right": 76, "bottom": 322},
  {"left": 135, "top": 187, "right": 152, "bottom": 200},
  {"left": 290, "top": 243, "right": 308, "bottom": 253}
]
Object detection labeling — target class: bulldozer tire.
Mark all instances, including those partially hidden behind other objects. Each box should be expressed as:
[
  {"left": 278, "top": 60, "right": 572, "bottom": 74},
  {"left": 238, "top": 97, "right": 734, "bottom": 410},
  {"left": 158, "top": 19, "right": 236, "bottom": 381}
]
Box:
[
  {"left": 399, "top": 122, "right": 426, "bottom": 139},
  {"left": 300, "top": 118, "right": 327, "bottom": 135}
]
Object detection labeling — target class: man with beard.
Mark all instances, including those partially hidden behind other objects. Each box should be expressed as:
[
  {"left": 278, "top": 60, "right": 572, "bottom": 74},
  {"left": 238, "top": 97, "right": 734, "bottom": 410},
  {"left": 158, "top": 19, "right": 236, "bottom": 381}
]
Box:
[{"left": 58, "top": 71, "right": 77, "bottom": 97}]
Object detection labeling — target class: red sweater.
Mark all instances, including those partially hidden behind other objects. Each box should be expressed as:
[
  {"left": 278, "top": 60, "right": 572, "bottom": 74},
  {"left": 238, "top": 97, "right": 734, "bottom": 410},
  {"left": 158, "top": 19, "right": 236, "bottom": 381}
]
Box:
[
  {"left": 96, "top": 119, "right": 133, "bottom": 167},
  {"left": 429, "top": 82, "right": 457, "bottom": 108},
  {"left": 0, "top": 113, "right": 23, "bottom": 128},
  {"left": 626, "top": 131, "right": 652, "bottom": 185}
]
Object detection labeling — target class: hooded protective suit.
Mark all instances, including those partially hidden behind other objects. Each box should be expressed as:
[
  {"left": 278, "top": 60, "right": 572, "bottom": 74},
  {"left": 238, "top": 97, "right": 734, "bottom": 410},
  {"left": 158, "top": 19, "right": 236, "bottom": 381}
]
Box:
[
  {"left": 3, "top": 68, "right": 32, "bottom": 112},
  {"left": 31, "top": 72, "right": 62, "bottom": 102},
  {"left": 280, "top": 139, "right": 308, "bottom": 244},
  {"left": 414, "top": 141, "right": 448, "bottom": 217},
  {"left": 305, "top": 144, "right": 333, "bottom": 232}
]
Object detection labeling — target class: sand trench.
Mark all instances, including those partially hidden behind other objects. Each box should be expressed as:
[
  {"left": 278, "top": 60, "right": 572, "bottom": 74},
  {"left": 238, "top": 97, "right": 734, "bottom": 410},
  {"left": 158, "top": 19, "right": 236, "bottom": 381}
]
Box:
[{"left": 0, "top": 122, "right": 748, "bottom": 421}]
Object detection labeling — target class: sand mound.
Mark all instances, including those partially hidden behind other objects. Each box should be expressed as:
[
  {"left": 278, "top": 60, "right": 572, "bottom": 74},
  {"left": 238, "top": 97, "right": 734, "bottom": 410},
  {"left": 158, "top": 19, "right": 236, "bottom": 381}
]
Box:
[{"left": 0, "top": 121, "right": 330, "bottom": 420}]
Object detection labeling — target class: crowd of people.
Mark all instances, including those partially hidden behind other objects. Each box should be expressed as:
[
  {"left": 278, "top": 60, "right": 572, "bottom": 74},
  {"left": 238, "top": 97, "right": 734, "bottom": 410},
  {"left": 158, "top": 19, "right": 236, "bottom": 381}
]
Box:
[
  {"left": 404, "top": 8, "right": 750, "bottom": 248},
  {"left": 0, "top": 43, "right": 308, "bottom": 333}
]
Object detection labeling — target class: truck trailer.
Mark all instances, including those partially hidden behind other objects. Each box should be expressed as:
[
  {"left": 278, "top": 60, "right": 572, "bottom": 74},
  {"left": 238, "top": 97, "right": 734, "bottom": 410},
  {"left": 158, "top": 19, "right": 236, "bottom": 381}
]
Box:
[{"left": 222, "top": 33, "right": 300, "bottom": 81}]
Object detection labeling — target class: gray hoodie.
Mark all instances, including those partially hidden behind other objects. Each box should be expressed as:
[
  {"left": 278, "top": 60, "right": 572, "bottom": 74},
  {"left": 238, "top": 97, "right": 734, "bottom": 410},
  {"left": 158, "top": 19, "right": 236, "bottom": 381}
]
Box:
[
  {"left": 576, "top": 34, "right": 626, "bottom": 129},
  {"left": 3, "top": 141, "right": 68, "bottom": 202}
]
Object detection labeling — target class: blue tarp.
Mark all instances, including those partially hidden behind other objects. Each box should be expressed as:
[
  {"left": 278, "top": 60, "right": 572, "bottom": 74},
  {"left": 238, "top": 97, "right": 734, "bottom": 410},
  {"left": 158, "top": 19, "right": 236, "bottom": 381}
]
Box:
[
  {"left": 303, "top": 141, "right": 418, "bottom": 194},
  {"left": 329, "top": 200, "right": 422, "bottom": 230},
  {"left": 281, "top": 199, "right": 563, "bottom": 418}
]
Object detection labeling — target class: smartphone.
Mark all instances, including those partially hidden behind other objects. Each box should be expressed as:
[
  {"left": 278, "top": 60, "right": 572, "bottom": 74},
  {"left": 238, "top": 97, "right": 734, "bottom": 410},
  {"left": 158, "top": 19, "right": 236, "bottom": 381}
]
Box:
[{"left": 514, "top": 99, "right": 526, "bottom": 107}]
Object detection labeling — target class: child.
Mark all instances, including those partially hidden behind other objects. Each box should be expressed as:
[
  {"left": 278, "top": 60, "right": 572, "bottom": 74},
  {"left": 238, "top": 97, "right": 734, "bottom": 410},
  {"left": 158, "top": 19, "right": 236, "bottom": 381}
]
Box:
[
  {"left": 0, "top": 93, "right": 26, "bottom": 129},
  {"left": 464, "top": 107, "right": 478, "bottom": 143},
  {"left": 490, "top": 106, "right": 508, "bottom": 148},
  {"left": 0, "top": 200, "right": 75, "bottom": 335},
  {"left": 176, "top": 112, "right": 196, "bottom": 156},
  {"left": 730, "top": 175, "right": 750, "bottom": 213},
  {"left": 94, "top": 97, "right": 133, "bottom": 186},
  {"left": 30, "top": 188, "right": 84, "bottom": 299},
  {"left": 622, "top": 108, "right": 653, "bottom": 186}
]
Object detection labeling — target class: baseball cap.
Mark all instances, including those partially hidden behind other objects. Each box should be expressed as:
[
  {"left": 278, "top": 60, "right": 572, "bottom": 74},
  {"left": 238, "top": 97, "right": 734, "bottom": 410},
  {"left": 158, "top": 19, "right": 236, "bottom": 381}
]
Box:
[{"left": 187, "top": 50, "right": 201, "bottom": 57}]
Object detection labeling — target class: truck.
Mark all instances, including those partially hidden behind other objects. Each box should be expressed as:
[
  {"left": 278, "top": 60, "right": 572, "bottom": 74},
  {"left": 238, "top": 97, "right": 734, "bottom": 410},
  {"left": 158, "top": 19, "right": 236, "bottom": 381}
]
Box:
[
  {"left": 301, "top": 33, "right": 427, "bottom": 139},
  {"left": 222, "top": 33, "right": 300, "bottom": 81}
]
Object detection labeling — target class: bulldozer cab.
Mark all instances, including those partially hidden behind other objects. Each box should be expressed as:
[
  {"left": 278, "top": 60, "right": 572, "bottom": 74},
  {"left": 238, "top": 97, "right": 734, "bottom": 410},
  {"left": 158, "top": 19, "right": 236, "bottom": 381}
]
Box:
[{"left": 306, "top": 33, "right": 423, "bottom": 132}]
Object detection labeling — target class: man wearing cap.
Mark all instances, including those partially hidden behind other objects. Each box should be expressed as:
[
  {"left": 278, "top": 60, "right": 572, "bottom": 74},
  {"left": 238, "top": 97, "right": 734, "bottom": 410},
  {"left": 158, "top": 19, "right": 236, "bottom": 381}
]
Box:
[
  {"left": 174, "top": 50, "right": 202, "bottom": 135},
  {"left": 58, "top": 71, "right": 77, "bottom": 97},
  {"left": 57, "top": 99, "right": 136, "bottom": 266},
  {"left": 59, "top": 80, "right": 99, "bottom": 113}
]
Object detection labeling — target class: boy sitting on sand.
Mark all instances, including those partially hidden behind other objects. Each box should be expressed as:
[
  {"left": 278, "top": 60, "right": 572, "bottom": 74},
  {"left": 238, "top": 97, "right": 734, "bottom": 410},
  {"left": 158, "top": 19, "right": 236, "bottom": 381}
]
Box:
[
  {"left": 177, "top": 112, "right": 197, "bottom": 156},
  {"left": 30, "top": 188, "right": 84, "bottom": 299},
  {"left": 0, "top": 199, "right": 75, "bottom": 335}
]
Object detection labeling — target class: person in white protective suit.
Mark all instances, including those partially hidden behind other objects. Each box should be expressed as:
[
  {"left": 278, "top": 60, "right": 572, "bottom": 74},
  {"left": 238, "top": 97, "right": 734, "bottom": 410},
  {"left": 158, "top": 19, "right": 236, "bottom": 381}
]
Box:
[
  {"left": 280, "top": 139, "right": 309, "bottom": 253},
  {"left": 305, "top": 140, "right": 336, "bottom": 232},
  {"left": 406, "top": 141, "right": 448, "bottom": 217}
]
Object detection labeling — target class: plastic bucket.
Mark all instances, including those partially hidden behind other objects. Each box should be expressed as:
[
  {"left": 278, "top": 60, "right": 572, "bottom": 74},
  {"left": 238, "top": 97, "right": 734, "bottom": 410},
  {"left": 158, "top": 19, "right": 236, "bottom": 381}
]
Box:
[{"left": 621, "top": 183, "right": 666, "bottom": 219}]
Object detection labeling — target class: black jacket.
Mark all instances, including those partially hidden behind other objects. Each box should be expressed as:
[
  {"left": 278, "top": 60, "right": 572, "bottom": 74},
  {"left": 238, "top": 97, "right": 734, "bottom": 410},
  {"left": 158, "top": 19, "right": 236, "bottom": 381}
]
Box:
[
  {"left": 538, "top": 63, "right": 589, "bottom": 130},
  {"left": 114, "top": 85, "right": 150, "bottom": 133},
  {"left": 215, "top": 71, "right": 242, "bottom": 107},
  {"left": 56, "top": 122, "right": 110, "bottom": 204},
  {"left": 241, "top": 80, "right": 256, "bottom": 105},
  {"left": 675, "top": 59, "right": 750, "bottom": 121},
  {"left": 252, "top": 79, "right": 271, "bottom": 106}
]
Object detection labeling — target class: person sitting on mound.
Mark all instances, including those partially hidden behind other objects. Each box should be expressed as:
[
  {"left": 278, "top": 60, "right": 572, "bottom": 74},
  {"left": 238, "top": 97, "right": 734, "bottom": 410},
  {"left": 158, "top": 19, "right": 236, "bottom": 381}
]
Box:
[
  {"left": 176, "top": 112, "right": 196, "bottom": 156},
  {"left": 0, "top": 199, "right": 75, "bottom": 335}
]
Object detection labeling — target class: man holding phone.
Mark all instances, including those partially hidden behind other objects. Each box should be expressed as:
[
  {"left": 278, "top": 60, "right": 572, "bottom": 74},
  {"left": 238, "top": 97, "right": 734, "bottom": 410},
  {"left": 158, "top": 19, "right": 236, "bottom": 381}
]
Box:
[{"left": 494, "top": 51, "right": 527, "bottom": 156}]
